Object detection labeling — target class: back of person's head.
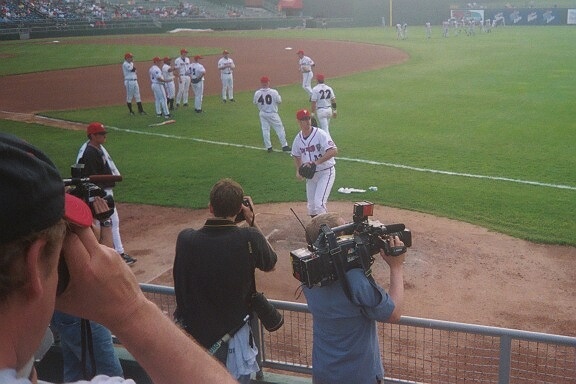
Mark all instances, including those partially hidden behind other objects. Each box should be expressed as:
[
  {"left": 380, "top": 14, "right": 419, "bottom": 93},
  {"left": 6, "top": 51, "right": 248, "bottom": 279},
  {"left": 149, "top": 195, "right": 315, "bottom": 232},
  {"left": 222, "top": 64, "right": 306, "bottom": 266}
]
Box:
[
  {"left": 305, "top": 213, "right": 346, "bottom": 245},
  {"left": 0, "top": 133, "right": 92, "bottom": 303},
  {"left": 210, "top": 178, "right": 244, "bottom": 218}
]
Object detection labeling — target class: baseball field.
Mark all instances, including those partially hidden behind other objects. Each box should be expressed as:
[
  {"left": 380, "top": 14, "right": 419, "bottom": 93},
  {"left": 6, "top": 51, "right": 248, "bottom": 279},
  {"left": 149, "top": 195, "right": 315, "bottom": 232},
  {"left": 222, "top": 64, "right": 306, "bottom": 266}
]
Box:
[{"left": 0, "top": 26, "right": 575, "bottom": 336}]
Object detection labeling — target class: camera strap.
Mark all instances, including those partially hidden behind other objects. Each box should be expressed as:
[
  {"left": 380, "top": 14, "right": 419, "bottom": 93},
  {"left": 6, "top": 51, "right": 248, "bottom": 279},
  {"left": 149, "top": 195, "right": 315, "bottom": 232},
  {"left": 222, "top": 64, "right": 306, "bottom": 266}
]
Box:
[
  {"left": 319, "top": 224, "right": 355, "bottom": 303},
  {"left": 80, "top": 318, "right": 97, "bottom": 380}
]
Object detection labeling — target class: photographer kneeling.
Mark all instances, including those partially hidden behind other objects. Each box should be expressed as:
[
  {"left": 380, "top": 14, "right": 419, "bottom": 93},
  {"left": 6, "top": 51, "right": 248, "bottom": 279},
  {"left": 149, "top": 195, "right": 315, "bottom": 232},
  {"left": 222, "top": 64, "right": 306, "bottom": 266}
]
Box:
[
  {"left": 173, "top": 178, "right": 278, "bottom": 384},
  {"left": 303, "top": 212, "right": 406, "bottom": 384}
]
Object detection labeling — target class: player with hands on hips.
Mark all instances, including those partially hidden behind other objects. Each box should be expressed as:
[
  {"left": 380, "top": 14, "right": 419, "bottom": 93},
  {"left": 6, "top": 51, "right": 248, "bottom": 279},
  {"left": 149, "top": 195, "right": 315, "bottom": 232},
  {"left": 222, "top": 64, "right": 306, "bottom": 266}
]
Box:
[
  {"left": 310, "top": 74, "right": 337, "bottom": 134},
  {"left": 297, "top": 50, "right": 315, "bottom": 97},
  {"left": 291, "top": 109, "right": 337, "bottom": 217},
  {"left": 162, "top": 56, "right": 176, "bottom": 111},
  {"left": 174, "top": 48, "right": 191, "bottom": 107},
  {"left": 149, "top": 57, "right": 171, "bottom": 118},
  {"left": 253, "top": 76, "right": 291, "bottom": 153},
  {"left": 190, "top": 55, "right": 206, "bottom": 113},
  {"left": 122, "top": 53, "right": 146, "bottom": 115},
  {"left": 218, "top": 50, "right": 235, "bottom": 103}
]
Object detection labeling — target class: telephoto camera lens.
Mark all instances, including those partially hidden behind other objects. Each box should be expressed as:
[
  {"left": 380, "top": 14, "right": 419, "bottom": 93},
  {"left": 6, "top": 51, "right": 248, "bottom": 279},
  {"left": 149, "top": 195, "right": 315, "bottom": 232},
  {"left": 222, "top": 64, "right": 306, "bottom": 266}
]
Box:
[{"left": 250, "top": 292, "right": 284, "bottom": 332}]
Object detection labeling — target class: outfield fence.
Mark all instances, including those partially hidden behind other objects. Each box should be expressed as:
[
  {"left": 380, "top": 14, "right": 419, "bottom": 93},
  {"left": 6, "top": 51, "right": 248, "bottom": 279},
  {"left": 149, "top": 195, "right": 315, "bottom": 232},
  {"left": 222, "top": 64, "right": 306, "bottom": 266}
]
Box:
[{"left": 140, "top": 283, "right": 576, "bottom": 384}]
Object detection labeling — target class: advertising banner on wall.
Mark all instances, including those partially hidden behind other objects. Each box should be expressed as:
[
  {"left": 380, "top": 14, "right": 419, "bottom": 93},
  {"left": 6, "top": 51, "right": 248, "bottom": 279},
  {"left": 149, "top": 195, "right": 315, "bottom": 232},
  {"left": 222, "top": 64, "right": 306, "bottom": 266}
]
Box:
[
  {"left": 485, "top": 8, "right": 565, "bottom": 25},
  {"left": 568, "top": 9, "right": 576, "bottom": 24}
]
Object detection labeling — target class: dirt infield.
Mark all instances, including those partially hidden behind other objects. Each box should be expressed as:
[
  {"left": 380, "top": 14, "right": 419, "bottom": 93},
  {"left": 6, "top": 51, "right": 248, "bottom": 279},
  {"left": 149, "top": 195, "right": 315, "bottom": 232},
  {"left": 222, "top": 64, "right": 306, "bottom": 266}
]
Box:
[{"left": 1, "top": 35, "right": 575, "bottom": 337}]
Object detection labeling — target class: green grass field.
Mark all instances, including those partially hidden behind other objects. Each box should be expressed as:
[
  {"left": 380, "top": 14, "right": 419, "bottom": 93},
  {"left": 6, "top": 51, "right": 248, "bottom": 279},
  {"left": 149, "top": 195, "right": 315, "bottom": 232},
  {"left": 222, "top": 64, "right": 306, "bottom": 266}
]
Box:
[{"left": 1, "top": 26, "right": 574, "bottom": 246}]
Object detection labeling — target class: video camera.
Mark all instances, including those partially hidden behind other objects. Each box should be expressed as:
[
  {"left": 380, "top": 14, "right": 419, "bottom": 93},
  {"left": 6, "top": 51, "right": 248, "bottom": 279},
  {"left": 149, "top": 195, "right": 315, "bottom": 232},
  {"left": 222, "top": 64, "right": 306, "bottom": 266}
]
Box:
[
  {"left": 290, "top": 201, "right": 412, "bottom": 288},
  {"left": 63, "top": 164, "right": 121, "bottom": 221}
]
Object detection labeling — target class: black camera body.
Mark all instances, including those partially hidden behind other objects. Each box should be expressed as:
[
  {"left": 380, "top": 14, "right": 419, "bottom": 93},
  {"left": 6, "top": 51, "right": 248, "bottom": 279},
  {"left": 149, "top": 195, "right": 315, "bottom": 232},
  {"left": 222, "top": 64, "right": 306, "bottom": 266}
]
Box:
[
  {"left": 234, "top": 198, "right": 252, "bottom": 223},
  {"left": 290, "top": 201, "right": 412, "bottom": 288},
  {"left": 66, "top": 180, "right": 115, "bottom": 221}
]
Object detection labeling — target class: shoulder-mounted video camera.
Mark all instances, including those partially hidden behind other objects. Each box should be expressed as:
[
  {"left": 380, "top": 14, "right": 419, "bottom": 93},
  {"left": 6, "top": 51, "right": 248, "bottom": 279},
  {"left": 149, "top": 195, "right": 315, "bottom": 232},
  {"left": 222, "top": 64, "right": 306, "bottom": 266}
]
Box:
[{"left": 290, "top": 201, "right": 412, "bottom": 288}]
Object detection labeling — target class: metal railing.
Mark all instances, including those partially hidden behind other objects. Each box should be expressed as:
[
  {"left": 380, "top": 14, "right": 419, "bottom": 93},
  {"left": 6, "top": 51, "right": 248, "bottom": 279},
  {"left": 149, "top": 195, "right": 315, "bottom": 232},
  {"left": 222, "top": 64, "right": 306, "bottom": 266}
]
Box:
[{"left": 140, "top": 283, "right": 576, "bottom": 383}]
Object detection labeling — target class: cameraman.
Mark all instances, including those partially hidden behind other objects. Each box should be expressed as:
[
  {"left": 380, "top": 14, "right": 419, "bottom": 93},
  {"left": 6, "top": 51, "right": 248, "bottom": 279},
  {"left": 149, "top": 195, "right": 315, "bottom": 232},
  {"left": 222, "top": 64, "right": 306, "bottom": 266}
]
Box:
[
  {"left": 173, "top": 178, "right": 278, "bottom": 384},
  {"left": 0, "top": 133, "right": 236, "bottom": 384},
  {"left": 303, "top": 213, "right": 406, "bottom": 384}
]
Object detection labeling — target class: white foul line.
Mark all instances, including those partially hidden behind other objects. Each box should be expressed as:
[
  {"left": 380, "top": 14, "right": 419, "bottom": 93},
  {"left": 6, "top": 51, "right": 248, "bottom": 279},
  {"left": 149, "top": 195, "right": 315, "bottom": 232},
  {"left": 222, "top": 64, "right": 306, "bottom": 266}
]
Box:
[{"left": 108, "top": 126, "right": 576, "bottom": 192}]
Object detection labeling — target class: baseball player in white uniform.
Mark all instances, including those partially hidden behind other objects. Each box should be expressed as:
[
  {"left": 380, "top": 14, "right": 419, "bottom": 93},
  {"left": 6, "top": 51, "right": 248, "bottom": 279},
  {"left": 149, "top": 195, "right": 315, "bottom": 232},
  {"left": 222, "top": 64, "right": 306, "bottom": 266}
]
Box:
[
  {"left": 174, "top": 48, "right": 191, "bottom": 107},
  {"left": 190, "top": 55, "right": 206, "bottom": 113},
  {"left": 122, "top": 52, "right": 146, "bottom": 115},
  {"left": 218, "top": 50, "right": 235, "bottom": 103},
  {"left": 297, "top": 50, "right": 315, "bottom": 97},
  {"left": 253, "top": 76, "right": 291, "bottom": 153},
  {"left": 310, "top": 74, "right": 337, "bottom": 134},
  {"left": 149, "top": 56, "right": 171, "bottom": 118},
  {"left": 162, "top": 56, "right": 176, "bottom": 111},
  {"left": 291, "top": 109, "right": 338, "bottom": 217}
]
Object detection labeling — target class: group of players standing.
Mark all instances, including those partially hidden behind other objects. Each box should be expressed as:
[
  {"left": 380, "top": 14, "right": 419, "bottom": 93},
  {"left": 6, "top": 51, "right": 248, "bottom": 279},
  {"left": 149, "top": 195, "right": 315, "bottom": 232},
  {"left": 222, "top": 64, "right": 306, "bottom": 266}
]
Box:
[{"left": 122, "top": 46, "right": 339, "bottom": 218}]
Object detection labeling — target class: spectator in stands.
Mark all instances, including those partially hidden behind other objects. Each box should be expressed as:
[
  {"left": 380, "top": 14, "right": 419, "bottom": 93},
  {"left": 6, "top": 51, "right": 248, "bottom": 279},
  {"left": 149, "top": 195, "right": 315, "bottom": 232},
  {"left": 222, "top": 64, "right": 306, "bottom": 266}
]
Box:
[
  {"left": 302, "top": 212, "right": 406, "bottom": 384},
  {"left": 0, "top": 133, "right": 237, "bottom": 384}
]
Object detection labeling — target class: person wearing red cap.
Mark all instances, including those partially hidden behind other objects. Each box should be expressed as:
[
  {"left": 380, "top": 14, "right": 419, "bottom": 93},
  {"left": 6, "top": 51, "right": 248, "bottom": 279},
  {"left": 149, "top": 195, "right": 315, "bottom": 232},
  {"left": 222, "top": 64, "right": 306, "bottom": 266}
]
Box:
[
  {"left": 297, "top": 50, "right": 315, "bottom": 97},
  {"left": 190, "top": 55, "right": 206, "bottom": 113},
  {"left": 149, "top": 57, "right": 171, "bottom": 119},
  {"left": 76, "top": 122, "right": 136, "bottom": 266},
  {"left": 0, "top": 133, "right": 237, "bottom": 384},
  {"left": 310, "top": 74, "right": 337, "bottom": 134},
  {"left": 253, "top": 76, "right": 291, "bottom": 153},
  {"left": 218, "top": 50, "right": 236, "bottom": 103},
  {"left": 174, "top": 48, "right": 191, "bottom": 107},
  {"left": 162, "top": 56, "right": 176, "bottom": 111},
  {"left": 290, "top": 109, "right": 338, "bottom": 217},
  {"left": 122, "top": 52, "right": 146, "bottom": 115}
]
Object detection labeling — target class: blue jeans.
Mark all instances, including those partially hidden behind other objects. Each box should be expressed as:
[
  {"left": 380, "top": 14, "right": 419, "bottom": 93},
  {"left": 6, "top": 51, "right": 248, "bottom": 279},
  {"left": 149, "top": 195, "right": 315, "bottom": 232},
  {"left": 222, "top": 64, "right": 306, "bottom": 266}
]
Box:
[{"left": 51, "top": 311, "right": 123, "bottom": 381}]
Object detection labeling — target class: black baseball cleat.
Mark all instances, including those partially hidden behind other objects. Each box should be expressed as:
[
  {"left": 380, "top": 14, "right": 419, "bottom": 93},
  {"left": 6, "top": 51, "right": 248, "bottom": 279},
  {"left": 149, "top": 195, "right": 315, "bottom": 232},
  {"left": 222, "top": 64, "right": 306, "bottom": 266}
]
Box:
[
  {"left": 222, "top": 99, "right": 226, "bottom": 103},
  {"left": 120, "top": 253, "right": 137, "bottom": 266},
  {"left": 230, "top": 99, "right": 235, "bottom": 102},
  {"left": 267, "top": 147, "right": 273, "bottom": 153},
  {"left": 183, "top": 103, "right": 189, "bottom": 107},
  {"left": 195, "top": 109, "right": 203, "bottom": 113},
  {"left": 282, "top": 145, "right": 291, "bottom": 152}
]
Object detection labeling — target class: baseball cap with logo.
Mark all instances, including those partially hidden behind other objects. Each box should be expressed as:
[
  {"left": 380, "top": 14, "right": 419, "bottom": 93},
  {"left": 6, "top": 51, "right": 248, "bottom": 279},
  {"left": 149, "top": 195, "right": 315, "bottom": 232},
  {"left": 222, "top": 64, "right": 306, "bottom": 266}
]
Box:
[
  {"left": 0, "top": 133, "right": 93, "bottom": 244},
  {"left": 180, "top": 48, "right": 188, "bottom": 54},
  {"left": 296, "top": 109, "right": 311, "bottom": 120},
  {"left": 124, "top": 52, "right": 133, "bottom": 59},
  {"left": 260, "top": 76, "right": 270, "bottom": 84},
  {"left": 86, "top": 122, "right": 107, "bottom": 136}
]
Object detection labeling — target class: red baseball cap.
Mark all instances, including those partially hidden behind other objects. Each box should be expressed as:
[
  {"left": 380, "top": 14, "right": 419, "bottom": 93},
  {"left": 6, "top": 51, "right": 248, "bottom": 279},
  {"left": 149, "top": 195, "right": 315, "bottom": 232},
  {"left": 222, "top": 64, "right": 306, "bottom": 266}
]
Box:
[
  {"left": 163, "top": 56, "right": 171, "bottom": 63},
  {"left": 296, "top": 109, "right": 311, "bottom": 120},
  {"left": 260, "top": 76, "right": 270, "bottom": 84},
  {"left": 297, "top": 50, "right": 304, "bottom": 55},
  {"left": 124, "top": 52, "right": 133, "bottom": 59},
  {"left": 194, "top": 55, "right": 203, "bottom": 61},
  {"left": 153, "top": 56, "right": 161, "bottom": 62},
  {"left": 180, "top": 48, "right": 188, "bottom": 54},
  {"left": 317, "top": 74, "right": 325, "bottom": 82},
  {"left": 64, "top": 193, "right": 94, "bottom": 227},
  {"left": 86, "top": 122, "right": 107, "bottom": 135}
]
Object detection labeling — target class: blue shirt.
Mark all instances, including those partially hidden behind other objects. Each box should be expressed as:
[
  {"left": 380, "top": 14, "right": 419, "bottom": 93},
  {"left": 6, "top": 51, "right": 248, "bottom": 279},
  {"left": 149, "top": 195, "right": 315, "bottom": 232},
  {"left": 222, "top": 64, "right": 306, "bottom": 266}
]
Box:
[{"left": 303, "top": 268, "right": 395, "bottom": 384}]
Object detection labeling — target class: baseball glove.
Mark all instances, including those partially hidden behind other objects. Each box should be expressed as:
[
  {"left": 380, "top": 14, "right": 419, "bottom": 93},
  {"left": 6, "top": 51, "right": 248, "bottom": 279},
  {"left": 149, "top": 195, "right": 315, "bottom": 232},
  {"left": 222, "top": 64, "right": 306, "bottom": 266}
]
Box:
[{"left": 298, "top": 162, "right": 316, "bottom": 179}]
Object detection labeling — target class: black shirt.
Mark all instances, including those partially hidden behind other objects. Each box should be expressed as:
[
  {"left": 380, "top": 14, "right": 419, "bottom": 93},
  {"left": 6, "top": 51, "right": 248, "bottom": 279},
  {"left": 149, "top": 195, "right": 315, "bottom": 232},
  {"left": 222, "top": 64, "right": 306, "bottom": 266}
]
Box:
[{"left": 173, "top": 218, "right": 277, "bottom": 348}]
